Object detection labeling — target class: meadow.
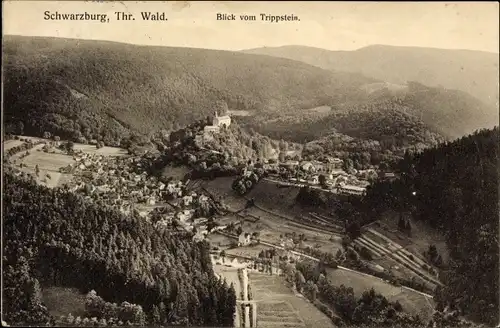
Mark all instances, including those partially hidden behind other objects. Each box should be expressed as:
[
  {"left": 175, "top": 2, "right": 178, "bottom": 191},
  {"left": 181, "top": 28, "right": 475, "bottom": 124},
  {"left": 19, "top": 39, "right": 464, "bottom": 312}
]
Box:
[
  {"left": 11, "top": 138, "right": 128, "bottom": 188},
  {"left": 376, "top": 210, "right": 450, "bottom": 264},
  {"left": 3, "top": 139, "right": 25, "bottom": 151},
  {"left": 72, "top": 144, "right": 128, "bottom": 157},
  {"left": 326, "top": 268, "right": 435, "bottom": 320},
  {"left": 41, "top": 287, "right": 87, "bottom": 320}
]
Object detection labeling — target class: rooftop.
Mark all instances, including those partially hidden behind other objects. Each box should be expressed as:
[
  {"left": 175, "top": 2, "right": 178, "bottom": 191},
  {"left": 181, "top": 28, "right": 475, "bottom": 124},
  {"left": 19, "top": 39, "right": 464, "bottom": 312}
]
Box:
[{"left": 340, "top": 184, "right": 366, "bottom": 192}]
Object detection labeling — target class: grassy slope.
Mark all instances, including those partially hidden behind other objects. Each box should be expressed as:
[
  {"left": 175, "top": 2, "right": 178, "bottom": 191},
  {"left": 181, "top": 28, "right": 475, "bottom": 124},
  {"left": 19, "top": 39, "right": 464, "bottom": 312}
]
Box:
[
  {"left": 3, "top": 35, "right": 375, "bottom": 141},
  {"left": 41, "top": 287, "right": 87, "bottom": 319}
]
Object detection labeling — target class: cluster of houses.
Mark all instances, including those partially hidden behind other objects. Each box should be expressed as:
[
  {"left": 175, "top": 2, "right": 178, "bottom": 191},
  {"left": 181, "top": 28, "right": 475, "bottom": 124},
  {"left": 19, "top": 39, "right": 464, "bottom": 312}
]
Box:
[
  {"left": 59, "top": 149, "right": 237, "bottom": 238},
  {"left": 62, "top": 151, "right": 185, "bottom": 215},
  {"left": 64, "top": 151, "right": 230, "bottom": 237},
  {"left": 256, "top": 157, "right": 376, "bottom": 196}
]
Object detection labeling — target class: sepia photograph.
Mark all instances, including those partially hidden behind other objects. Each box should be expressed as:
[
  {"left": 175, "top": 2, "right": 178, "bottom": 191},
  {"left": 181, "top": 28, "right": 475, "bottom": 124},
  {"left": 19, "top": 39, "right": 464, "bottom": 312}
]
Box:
[{"left": 1, "top": 1, "right": 499, "bottom": 327}]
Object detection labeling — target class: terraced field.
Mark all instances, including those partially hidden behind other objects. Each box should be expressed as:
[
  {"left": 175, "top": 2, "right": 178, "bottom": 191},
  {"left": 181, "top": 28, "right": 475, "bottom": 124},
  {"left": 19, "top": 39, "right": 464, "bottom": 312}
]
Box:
[
  {"left": 354, "top": 228, "right": 442, "bottom": 289},
  {"left": 240, "top": 207, "right": 343, "bottom": 254}
]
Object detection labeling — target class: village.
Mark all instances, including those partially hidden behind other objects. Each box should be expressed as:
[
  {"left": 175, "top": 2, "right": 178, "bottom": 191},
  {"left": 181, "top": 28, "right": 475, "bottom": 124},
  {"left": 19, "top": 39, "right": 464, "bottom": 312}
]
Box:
[
  {"left": 4, "top": 119, "right": 435, "bottom": 328},
  {"left": 3, "top": 110, "right": 398, "bottom": 245},
  {"left": 193, "top": 110, "right": 396, "bottom": 197},
  {"left": 4, "top": 107, "right": 399, "bottom": 245}
]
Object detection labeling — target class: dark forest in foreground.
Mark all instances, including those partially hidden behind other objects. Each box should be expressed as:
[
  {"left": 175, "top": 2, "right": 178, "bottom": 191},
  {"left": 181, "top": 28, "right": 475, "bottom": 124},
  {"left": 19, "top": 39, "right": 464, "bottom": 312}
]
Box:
[{"left": 3, "top": 171, "right": 236, "bottom": 326}]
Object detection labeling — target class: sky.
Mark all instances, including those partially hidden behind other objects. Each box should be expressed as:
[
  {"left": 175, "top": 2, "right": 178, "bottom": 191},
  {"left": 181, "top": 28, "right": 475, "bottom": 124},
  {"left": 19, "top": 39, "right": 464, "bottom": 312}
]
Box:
[{"left": 3, "top": 1, "right": 499, "bottom": 53}]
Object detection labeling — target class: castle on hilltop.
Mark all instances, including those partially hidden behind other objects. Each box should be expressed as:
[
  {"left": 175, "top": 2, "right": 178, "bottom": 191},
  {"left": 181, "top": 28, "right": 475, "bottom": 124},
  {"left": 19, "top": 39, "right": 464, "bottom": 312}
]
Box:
[
  {"left": 203, "top": 110, "right": 231, "bottom": 135},
  {"left": 197, "top": 110, "right": 232, "bottom": 144},
  {"left": 213, "top": 110, "right": 231, "bottom": 128}
]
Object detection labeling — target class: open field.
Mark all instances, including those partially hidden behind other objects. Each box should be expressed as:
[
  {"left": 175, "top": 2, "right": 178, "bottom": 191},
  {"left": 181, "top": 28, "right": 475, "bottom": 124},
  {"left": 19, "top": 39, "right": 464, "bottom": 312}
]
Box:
[
  {"left": 218, "top": 209, "right": 343, "bottom": 256},
  {"left": 250, "top": 273, "right": 335, "bottom": 328},
  {"left": 202, "top": 178, "right": 343, "bottom": 255},
  {"left": 213, "top": 265, "right": 242, "bottom": 298},
  {"left": 208, "top": 233, "right": 234, "bottom": 248},
  {"left": 225, "top": 245, "right": 272, "bottom": 258},
  {"left": 307, "top": 105, "right": 332, "bottom": 113},
  {"left": 326, "top": 268, "right": 401, "bottom": 297},
  {"left": 242, "top": 207, "right": 343, "bottom": 254},
  {"left": 162, "top": 165, "right": 191, "bottom": 181},
  {"left": 326, "top": 268, "right": 435, "bottom": 320},
  {"left": 42, "top": 287, "right": 87, "bottom": 319},
  {"left": 12, "top": 144, "right": 74, "bottom": 188},
  {"left": 22, "top": 148, "right": 74, "bottom": 171},
  {"left": 72, "top": 144, "right": 128, "bottom": 156},
  {"left": 3, "top": 139, "right": 25, "bottom": 151},
  {"left": 200, "top": 184, "right": 342, "bottom": 256},
  {"left": 247, "top": 180, "right": 343, "bottom": 226},
  {"left": 203, "top": 177, "right": 339, "bottom": 227},
  {"left": 228, "top": 110, "right": 254, "bottom": 116},
  {"left": 217, "top": 214, "right": 244, "bottom": 226},
  {"left": 9, "top": 137, "right": 128, "bottom": 188},
  {"left": 32, "top": 171, "right": 70, "bottom": 188},
  {"left": 201, "top": 177, "right": 248, "bottom": 210},
  {"left": 247, "top": 180, "right": 300, "bottom": 212}
]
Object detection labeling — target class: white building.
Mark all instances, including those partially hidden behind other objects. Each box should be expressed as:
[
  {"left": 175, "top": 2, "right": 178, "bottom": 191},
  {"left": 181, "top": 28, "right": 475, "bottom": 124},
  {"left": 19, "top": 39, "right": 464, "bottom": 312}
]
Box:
[
  {"left": 203, "top": 125, "right": 220, "bottom": 134},
  {"left": 202, "top": 110, "right": 232, "bottom": 141},
  {"left": 338, "top": 184, "right": 366, "bottom": 196},
  {"left": 301, "top": 162, "right": 315, "bottom": 172},
  {"left": 238, "top": 232, "right": 251, "bottom": 246},
  {"left": 182, "top": 195, "right": 193, "bottom": 206},
  {"left": 309, "top": 175, "right": 319, "bottom": 185},
  {"left": 213, "top": 111, "right": 231, "bottom": 128}
]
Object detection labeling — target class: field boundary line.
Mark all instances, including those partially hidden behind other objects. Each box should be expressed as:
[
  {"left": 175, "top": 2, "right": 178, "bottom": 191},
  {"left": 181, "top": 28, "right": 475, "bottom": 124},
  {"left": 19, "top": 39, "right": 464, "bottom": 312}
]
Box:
[{"left": 218, "top": 231, "right": 434, "bottom": 299}]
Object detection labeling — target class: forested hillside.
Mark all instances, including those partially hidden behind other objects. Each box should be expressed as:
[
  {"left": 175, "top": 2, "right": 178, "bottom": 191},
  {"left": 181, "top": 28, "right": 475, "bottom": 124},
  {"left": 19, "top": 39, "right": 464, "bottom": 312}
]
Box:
[
  {"left": 3, "top": 35, "right": 374, "bottom": 146},
  {"left": 147, "top": 119, "right": 301, "bottom": 179},
  {"left": 242, "top": 81, "right": 494, "bottom": 143},
  {"left": 3, "top": 170, "right": 236, "bottom": 326},
  {"left": 362, "top": 127, "right": 499, "bottom": 326},
  {"left": 244, "top": 44, "right": 499, "bottom": 108},
  {"left": 5, "top": 36, "right": 495, "bottom": 150}
]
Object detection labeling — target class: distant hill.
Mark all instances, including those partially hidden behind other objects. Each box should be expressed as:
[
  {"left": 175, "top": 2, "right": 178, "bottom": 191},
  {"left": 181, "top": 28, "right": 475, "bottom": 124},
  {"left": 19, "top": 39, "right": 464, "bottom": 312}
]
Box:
[
  {"left": 4, "top": 36, "right": 496, "bottom": 148},
  {"left": 3, "top": 35, "right": 375, "bottom": 146},
  {"left": 243, "top": 44, "right": 500, "bottom": 108}
]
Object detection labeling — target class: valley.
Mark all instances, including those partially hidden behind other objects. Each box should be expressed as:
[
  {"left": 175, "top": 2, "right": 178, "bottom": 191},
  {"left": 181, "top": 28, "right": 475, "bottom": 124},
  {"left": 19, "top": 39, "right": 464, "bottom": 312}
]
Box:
[
  {"left": 2, "top": 26, "right": 498, "bottom": 328},
  {"left": 4, "top": 132, "right": 443, "bottom": 326},
  {"left": 4, "top": 98, "right": 496, "bottom": 328},
  {"left": 200, "top": 175, "right": 441, "bottom": 324}
]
